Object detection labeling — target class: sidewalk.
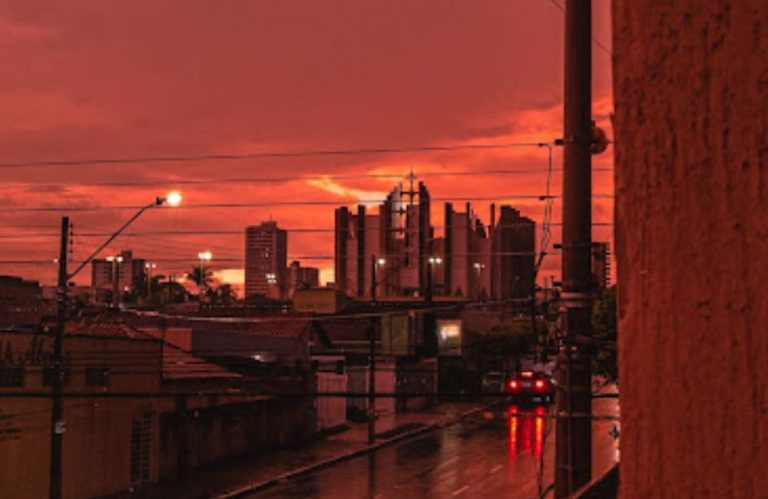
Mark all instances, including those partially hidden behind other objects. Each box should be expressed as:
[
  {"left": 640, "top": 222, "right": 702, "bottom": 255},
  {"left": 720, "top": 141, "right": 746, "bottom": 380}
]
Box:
[{"left": 108, "top": 402, "right": 488, "bottom": 499}]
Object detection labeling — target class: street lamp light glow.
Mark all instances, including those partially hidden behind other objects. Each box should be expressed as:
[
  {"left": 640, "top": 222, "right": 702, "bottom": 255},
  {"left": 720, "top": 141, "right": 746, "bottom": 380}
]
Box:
[
  {"left": 197, "top": 251, "right": 212, "bottom": 261},
  {"left": 376, "top": 258, "right": 386, "bottom": 266},
  {"left": 429, "top": 256, "right": 443, "bottom": 265},
  {"left": 159, "top": 191, "right": 183, "bottom": 207}
]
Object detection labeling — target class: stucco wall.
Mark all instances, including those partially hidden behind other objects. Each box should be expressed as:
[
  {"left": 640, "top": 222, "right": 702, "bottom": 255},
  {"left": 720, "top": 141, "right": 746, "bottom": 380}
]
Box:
[{"left": 613, "top": 1, "right": 768, "bottom": 497}]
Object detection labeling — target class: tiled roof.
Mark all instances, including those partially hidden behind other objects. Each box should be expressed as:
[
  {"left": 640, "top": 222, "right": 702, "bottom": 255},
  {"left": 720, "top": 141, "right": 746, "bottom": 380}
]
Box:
[
  {"left": 65, "top": 321, "right": 153, "bottom": 339},
  {"left": 162, "top": 344, "right": 241, "bottom": 380}
]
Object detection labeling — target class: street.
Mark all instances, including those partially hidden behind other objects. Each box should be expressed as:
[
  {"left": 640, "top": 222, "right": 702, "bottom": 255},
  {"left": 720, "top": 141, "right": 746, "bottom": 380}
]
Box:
[{"left": 245, "top": 398, "right": 619, "bottom": 499}]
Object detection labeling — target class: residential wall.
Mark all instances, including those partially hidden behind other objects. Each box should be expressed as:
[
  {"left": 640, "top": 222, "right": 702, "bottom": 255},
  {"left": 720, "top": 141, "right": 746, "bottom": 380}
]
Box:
[
  {"left": 613, "top": 1, "right": 768, "bottom": 497},
  {"left": 0, "top": 332, "right": 162, "bottom": 499}
]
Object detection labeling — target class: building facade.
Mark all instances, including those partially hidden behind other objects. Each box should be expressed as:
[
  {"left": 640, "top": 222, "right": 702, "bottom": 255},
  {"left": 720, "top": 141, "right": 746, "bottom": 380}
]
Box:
[
  {"left": 91, "top": 250, "right": 146, "bottom": 301},
  {"left": 287, "top": 261, "right": 319, "bottom": 297},
  {"left": 245, "top": 221, "right": 288, "bottom": 299},
  {"left": 334, "top": 180, "right": 535, "bottom": 303},
  {"left": 0, "top": 276, "right": 42, "bottom": 328}
]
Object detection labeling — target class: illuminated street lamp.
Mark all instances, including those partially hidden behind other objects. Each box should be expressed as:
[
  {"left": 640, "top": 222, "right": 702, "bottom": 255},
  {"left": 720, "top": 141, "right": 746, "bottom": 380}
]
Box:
[
  {"left": 371, "top": 257, "right": 386, "bottom": 303},
  {"left": 145, "top": 262, "right": 157, "bottom": 297},
  {"left": 197, "top": 251, "right": 213, "bottom": 300},
  {"left": 426, "top": 256, "right": 443, "bottom": 302},
  {"left": 106, "top": 255, "right": 124, "bottom": 307},
  {"left": 49, "top": 191, "right": 183, "bottom": 498}
]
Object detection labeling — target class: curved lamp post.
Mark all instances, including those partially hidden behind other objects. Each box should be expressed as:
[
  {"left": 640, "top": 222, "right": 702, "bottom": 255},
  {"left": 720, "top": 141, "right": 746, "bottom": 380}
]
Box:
[{"left": 48, "top": 191, "right": 182, "bottom": 499}]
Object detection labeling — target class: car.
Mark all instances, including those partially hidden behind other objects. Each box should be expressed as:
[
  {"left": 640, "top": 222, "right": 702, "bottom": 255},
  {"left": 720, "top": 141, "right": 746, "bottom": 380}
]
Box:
[
  {"left": 506, "top": 370, "right": 555, "bottom": 404},
  {"left": 481, "top": 371, "right": 505, "bottom": 394}
]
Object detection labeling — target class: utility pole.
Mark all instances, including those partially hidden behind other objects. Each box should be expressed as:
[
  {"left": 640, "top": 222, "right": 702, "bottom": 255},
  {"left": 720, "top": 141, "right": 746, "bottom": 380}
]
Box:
[
  {"left": 368, "top": 256, "right": 377, "bottom": 445},
  {"left": 49, "top": 216, "right": 69, "bottom": 499},
  {"left": 555, "top": 1, "right": 593, "bottom": 497}
]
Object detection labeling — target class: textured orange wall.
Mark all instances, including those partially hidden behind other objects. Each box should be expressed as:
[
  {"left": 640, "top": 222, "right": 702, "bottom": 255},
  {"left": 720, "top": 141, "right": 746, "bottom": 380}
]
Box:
[{"left": 613, "top": 1, "right": 768, "bottom": 497}]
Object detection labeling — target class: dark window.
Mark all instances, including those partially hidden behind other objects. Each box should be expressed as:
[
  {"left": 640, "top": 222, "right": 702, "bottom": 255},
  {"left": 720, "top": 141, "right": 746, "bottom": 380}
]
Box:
[
  {"left": 42, "top": 368, "right": 71, "bottom": 387},
  {"left": 0, "top": 368, "right": 25, "bottom": 387},
  {"left": 85, "top": 367, "right": 110, "bottom": 386},
  {"left": 130, "top": 412, "right": 152, "bottom": 483}
]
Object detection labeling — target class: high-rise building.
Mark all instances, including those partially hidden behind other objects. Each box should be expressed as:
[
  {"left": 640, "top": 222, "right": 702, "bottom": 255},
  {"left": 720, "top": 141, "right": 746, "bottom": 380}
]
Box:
[
  {"left": 335, "top": 180, "right": 431, "bottom": 299},
  {"left": 245, "top": 221, "right": 288, "bottom": 299},
  {"left": 491, "top": 206, "right": 536, "bottom": 302},
  {"left": 333, "top": 179, "right": 535, "bottom": 303},
  {"left": 91, "top": 250, "right": 146, "bottom": 299},
  {"left": 591, "top": 242, "right": 611, "bottom": 290},
  {"left": 287, "top": 260, "right": 320, "bottom": 297}
]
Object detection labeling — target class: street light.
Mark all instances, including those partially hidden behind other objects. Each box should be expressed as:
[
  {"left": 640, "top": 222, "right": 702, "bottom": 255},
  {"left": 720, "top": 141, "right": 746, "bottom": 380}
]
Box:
[
  {"left": 370, "top": 257, "right": 386, "bottom": 303},
  {"left": 106, "top": 255, "right": 124, "bottom": 307},
  {"left": 145, "top": 262, "right": 157, "bottom": 298},
  {"left": 49, "top": 192, "right": 182, "bottom": 499},
  {"left": 197, "top": 251, "right": 212, "bottom": 301},
  {"left": 426, "top": 256, "right": 443, "bottom": 302}
]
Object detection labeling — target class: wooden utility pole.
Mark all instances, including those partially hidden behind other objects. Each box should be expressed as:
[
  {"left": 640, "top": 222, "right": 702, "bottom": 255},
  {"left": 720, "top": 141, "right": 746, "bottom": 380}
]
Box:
[
  {"left": 555, "top": 0, "right": 593, "bottom": 497},
  {"left": 49, "top": 216, "right": 69, "bottom": 499}
]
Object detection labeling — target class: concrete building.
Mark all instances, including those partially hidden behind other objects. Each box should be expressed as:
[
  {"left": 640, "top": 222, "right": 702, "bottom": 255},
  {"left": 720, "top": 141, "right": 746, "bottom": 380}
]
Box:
[
  {"left": 613, "top": 1, "right": 768, "bottom": 496},
  {"left": 442, "top": 202, "right": 494, "bottom": 301},
  {"left": 491, "top": 206, "right": 536, "bottom": 302},
  {"left": 0, "top": 276, "right": 42, "bottom": 328},
  {"left": 91, "top": 250, "right": 146, "bottom": 301},
  {"left": 0, "top": 323, "right": 311, "bottom": 499},
  {"left": 287, "top": 260, "right": 319, "bottom": 297},
  {"left": 334, "top": 180, "right": 535, "bottom": 303},
  {"left": 335, "top": 181, "right": 431, "bottom": 299},
  {"left": 245, "top": 221, "right": 288, "bottom": 299}
]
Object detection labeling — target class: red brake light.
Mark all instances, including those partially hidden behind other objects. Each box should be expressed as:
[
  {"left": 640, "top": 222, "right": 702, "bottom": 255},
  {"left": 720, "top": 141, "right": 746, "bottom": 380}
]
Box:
[
  {"left": 508, "top": 380, "right": 520, "bottom": 392},
  {"left": 534, "top": 379, "right": 549, "bottom": 391}
]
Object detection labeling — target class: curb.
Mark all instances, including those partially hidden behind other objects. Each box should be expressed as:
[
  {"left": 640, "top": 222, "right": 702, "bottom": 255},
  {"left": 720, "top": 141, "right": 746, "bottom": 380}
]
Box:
[{"left": 214, "top": 403, "right": 498, "bottom": 499}]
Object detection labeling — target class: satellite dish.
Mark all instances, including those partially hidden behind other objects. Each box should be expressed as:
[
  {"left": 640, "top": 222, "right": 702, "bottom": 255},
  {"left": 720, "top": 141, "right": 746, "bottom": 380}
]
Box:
[{"left": 591, "top": 122, "right": 609, "bottom": 155}]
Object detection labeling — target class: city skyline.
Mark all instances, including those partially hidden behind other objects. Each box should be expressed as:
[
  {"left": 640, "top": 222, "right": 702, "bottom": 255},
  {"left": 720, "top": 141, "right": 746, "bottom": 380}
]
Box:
[{"left": 0, "top": 0, "right": 614, "bottom": 291}]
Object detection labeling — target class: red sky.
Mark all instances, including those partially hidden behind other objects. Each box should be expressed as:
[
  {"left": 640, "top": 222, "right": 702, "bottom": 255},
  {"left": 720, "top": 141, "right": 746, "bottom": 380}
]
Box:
[{"left": 0, "top": 0, "right": 614, "bottom": 293}]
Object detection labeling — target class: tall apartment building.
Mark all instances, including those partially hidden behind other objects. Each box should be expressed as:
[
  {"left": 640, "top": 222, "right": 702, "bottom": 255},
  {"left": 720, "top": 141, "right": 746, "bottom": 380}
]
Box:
[
  {"left": 245, "top": 221, "right": 288, "bottom": 299},
  {"left": 491, "top": 206, "right": 536, "bottom": 302},
  {"left": 91, "top": 250, "right": 146, "bottom": 297}
]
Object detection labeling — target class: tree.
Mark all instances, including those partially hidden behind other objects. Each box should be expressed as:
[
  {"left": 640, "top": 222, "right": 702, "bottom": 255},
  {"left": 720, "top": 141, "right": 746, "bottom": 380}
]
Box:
[{"left": 186, "top": 267, "right": 213, "bottom": 288}]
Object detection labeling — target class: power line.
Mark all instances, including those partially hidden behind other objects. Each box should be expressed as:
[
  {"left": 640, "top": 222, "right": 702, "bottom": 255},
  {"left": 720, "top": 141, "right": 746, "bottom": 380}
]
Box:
[
  {"left": 0, "top": 142, "right": 549, "bottom": 170},
  {"left": 1, "top": 167, "right": 613, "bottom": 189},
  {"left": 0, "top": 223, "right": 615, "bottom": 239},
  {"left": 0, "top": 194, "right": 614, "bottom": 213}
]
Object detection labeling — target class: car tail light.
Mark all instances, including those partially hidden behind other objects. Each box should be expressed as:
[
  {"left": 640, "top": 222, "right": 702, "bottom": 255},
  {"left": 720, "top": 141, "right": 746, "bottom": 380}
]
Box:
[
  {"left": 508, "top": 380, "right": 520, "bottom": 392},
  {"left": 534, "top": 379, "right": 549, "bottom": 391}
]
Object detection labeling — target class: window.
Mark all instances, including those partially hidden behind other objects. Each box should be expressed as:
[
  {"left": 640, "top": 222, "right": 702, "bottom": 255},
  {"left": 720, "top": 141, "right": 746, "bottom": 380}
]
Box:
[
  {"left": 85, "top": 367, "right": 110, "bottom": 386},
  {"left": 0, "top": 367, "right": 24, "bottom": 387},
  {"left": 42, "top": 367, "right": 70, "bottom": 387},
  {"left": 130, "top": 412, "right": 152, "bottom": 483}
]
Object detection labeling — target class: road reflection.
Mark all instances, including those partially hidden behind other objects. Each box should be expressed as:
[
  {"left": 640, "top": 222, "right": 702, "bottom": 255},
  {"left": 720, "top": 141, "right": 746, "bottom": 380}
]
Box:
[{"left": 507, "top": 404, "right": 549, "bottom": 460}]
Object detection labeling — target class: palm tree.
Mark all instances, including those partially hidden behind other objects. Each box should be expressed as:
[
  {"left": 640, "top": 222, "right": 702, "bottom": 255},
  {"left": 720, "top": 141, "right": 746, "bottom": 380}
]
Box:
[{"left": 186, "top": 267, "right": 213, "bottom": 288}]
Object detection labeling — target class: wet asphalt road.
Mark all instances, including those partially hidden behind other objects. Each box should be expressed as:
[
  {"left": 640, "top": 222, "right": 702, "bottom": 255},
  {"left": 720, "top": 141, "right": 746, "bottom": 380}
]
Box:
[{"left": 246, "top": 399, "right": 619, "bottom": 499}]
